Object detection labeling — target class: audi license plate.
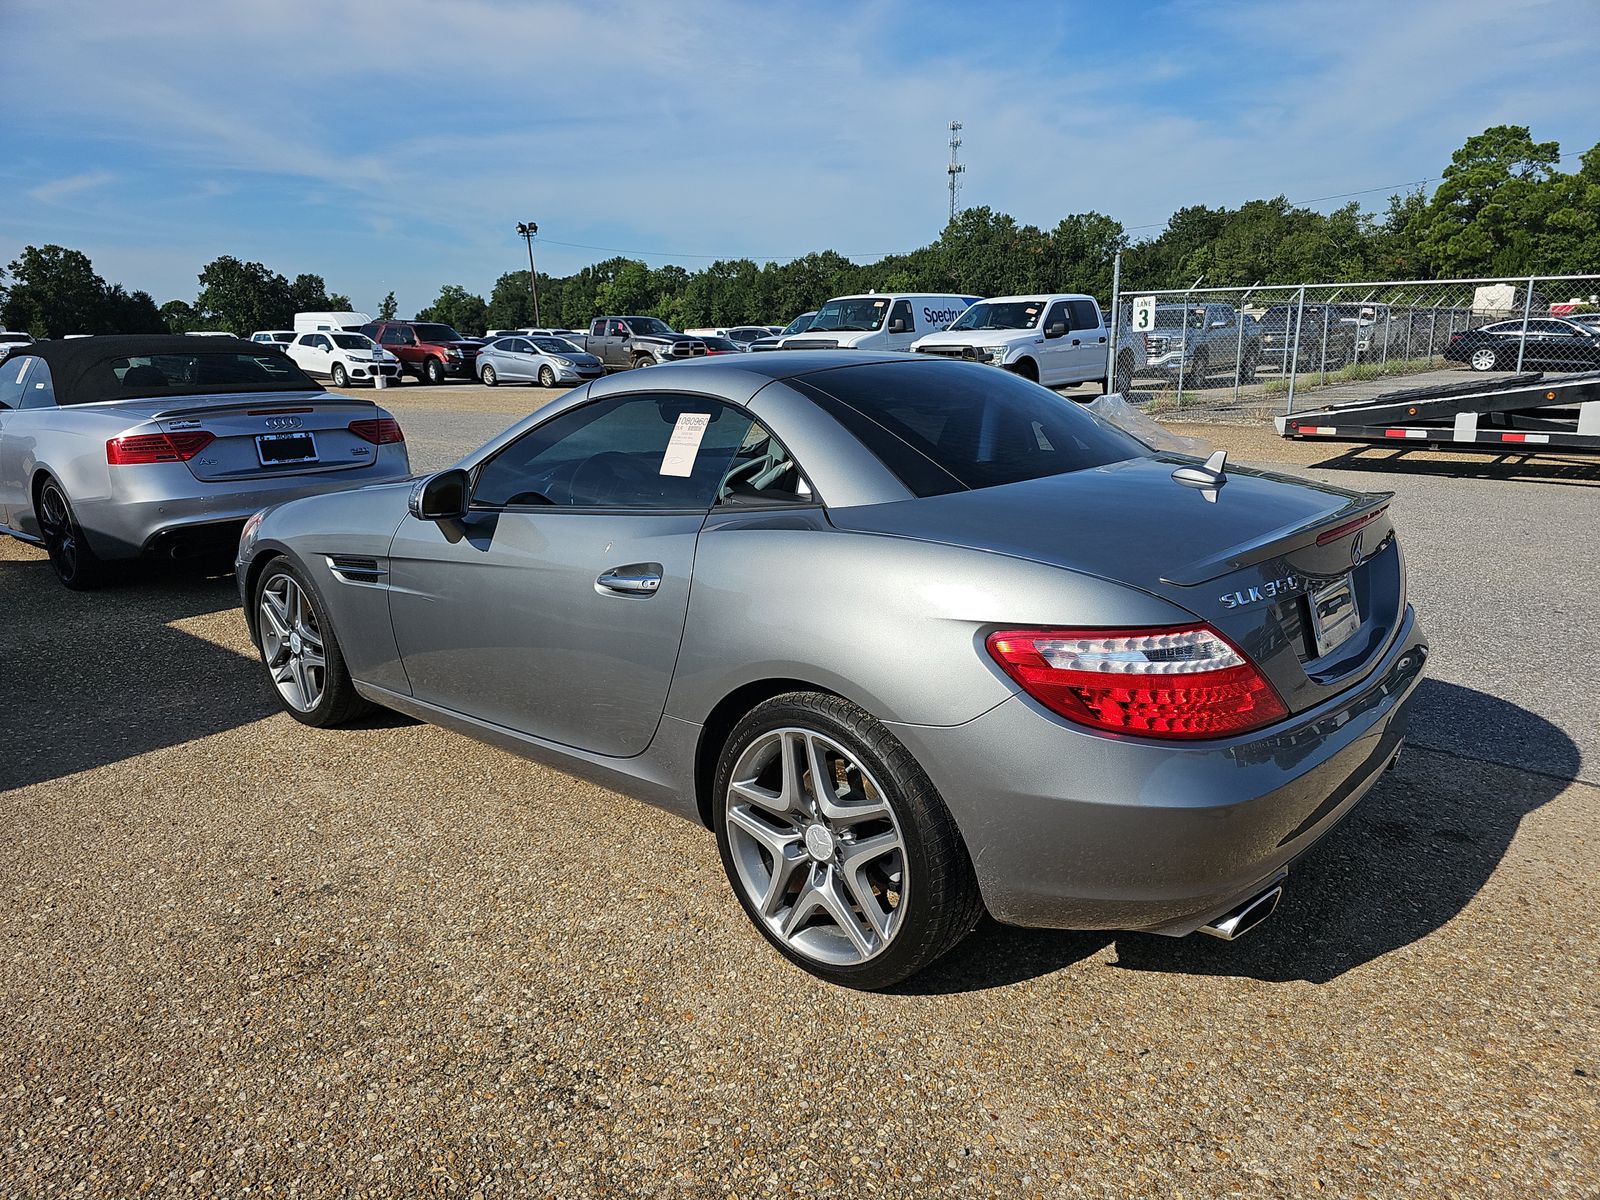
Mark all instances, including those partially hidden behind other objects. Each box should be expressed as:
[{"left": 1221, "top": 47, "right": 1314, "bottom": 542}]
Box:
[
  {"left": 256, "top": 431, "right": 317, "bottom": 465},
  {"left": 1307, "top": 573, "right": 1361, "bottom": 658}
]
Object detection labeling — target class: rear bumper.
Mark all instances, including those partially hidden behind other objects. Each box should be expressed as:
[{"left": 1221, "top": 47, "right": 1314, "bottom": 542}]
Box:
[
  {"left": 887, "top": 606, "right": 1428, "bottom": 934},
  {"left": 78, "top": 448, "right": 412, "bottom": 560}
]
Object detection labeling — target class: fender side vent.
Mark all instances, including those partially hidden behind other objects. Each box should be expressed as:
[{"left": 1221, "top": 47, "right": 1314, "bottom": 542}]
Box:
[{"left": 327, "top": 555, "right": 386, "bottom": 584}]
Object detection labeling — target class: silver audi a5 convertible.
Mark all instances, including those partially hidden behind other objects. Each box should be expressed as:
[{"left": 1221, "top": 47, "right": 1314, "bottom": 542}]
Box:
[
  {"left": 237, "top": 352, "right": 1428, "bottom": 988},
  {"left": 0, "top": 335, "right": 410, "bottom": 588}
]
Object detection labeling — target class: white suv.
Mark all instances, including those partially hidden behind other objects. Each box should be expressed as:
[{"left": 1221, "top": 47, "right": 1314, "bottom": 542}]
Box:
[{"left": 285, "top": 331, "right": 401, "bottom": 387}]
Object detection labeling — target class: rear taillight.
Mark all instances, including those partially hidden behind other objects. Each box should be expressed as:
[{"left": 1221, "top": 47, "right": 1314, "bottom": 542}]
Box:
[
  {"left": 985, "top": 624, "right": 1288, "bottom": 740},
  {"left": 106, "top": 431, "right": 215, "bottom": 465},
  {"left": 348, "top": 417, "right": 404, "bottom": 444}
]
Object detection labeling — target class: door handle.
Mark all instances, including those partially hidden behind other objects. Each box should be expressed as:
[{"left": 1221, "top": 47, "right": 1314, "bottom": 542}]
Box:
[
  {"left": 596, "top": 563, "right": 662, "bottom": 596},
  {"left": 1098, "top": 336, "right": 1108, "bottom": 343},
  {"left": 1071, "top": 338, "right": 1082, "bottom": 346}
]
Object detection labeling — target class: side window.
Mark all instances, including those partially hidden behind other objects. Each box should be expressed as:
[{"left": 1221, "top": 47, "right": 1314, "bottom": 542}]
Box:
[
  {"left": 1067, "top": 300, "right": 1101, "bottom": 331},
  {"left": 509, "top": 338, "right": 532, "bottom": 353},
  {"left": 591, "top": 319, "right": 606, "bottom": 336},
  {"left": 359, "top": 324, "right": 380, "bottom": 339},
  {"left": 19, "top": 360, "right": 56, "bottom": 409},
  {"left": 889, "top": 300, "right": 913, "bottom": 331},
  {"left": 472, "top": 394, "right": 755, "bottom": 511},
  {"left": 0, "top": 356, "right": 34, "bottom": 409},
  {"left": 610, "top": 320, "right": 631, "bottom": 337},
  {"left": 716, "top": 420, "right": 812, "bottom": 506},
  {"left": 1044, "top": 301, "right": 1070, "bottom": 332}
]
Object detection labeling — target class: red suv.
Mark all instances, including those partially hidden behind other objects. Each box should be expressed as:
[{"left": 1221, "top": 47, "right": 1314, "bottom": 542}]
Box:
[{"left": 360, "top": 320, "right": 480, "bottom": 384}]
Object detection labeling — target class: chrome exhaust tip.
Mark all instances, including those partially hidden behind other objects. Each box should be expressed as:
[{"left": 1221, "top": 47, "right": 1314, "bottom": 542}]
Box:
[{"left": 1198, "top": 883, "right": 1283, "bottom": 941}]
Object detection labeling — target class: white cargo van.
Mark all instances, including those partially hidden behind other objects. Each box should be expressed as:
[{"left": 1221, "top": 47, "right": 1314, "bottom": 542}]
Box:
[
  {"left": 781, "top": 293, "right": 979, "bottom": 352},
  {"left": 294, "top": 310, "right": 372, "bottom": 334}
]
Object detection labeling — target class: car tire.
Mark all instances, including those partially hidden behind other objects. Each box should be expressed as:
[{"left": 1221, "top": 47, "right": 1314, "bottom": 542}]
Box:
[
  {"left": 632, "top": 355, "right": 654, "bottom": 370},
  {"left": 481, "top": 364, "right": 498, "bottom": 387},
  {"left": 539, "top": 365, "right": 557, "bottom": 388},
  {"left": 1469, "top": 347, "right": 1500, "bottom": 372},
  {"left": 253, "top": 558, "right": 372, "bottom": 728},
  {"left": 1240, "top": 353, "right": 1258, "bottom": 383},
  {"left": 36, "top": 477, "right": 109, "bottom": 591},
  {"left": 425, "top": 357, "right": 445, "bottom": 385},
  {"left": 331, "top": 362, "right": 348, "bottom": 388},
  {"left": 1110, "top": 351, "right": 1135, "bottom": 396},
  {"left": 712, "top": 692, "right": 982, "bottom": 990},
  {"left": 1011, "top": 357, "right": 1039, "bottom": 383}
]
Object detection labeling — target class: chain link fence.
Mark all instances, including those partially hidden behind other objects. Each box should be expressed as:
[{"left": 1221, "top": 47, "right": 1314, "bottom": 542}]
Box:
[{"left": 1104, "top": 273, "right": 1600, "bottom": 416}]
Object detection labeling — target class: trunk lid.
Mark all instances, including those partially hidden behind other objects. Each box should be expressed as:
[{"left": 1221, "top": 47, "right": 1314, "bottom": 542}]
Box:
[
  {"left": 121, "top": 390, "right": 389, "bottom": 482},
  {"left": 830, "top": 455, "right": 1405, "bottom": 715}
]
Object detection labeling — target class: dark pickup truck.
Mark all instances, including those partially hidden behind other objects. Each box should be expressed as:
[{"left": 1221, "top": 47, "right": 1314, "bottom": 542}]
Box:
[{"left": 573, "top": 317, "right": 709, "bottom": 371}]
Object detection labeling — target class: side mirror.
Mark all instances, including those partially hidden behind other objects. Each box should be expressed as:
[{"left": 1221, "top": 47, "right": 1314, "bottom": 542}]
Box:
[
  {"left": 887, "top": 318, "right": 907, "bottom": 333},
  {"left": 1045, "top": 321, "right": 1067, "bottom": 339},
  {"left": 409, "top": 467, "right": 470, "bottom": 521}
]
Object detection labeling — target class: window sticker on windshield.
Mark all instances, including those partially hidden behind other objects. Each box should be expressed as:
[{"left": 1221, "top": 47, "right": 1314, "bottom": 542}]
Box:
[{"left": 660, "top": 412, "right": 711, "bottom": 477}]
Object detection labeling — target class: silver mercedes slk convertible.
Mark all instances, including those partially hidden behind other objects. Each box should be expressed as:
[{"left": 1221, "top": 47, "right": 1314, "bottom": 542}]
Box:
[
  {"left": 0, "top": 335, "right": 410, "bottom": 588},
  {"left": 237, "top": 351, "right": 1428, "bottom": 988}
]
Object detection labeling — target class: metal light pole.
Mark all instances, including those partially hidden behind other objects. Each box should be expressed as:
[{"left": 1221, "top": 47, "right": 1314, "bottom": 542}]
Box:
[{"left": 516, "top": 221, "right": 541, "bottom": 326}]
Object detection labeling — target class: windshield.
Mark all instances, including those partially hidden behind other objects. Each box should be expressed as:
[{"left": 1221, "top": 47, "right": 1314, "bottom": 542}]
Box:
[
  {"left": 948, "top": 301, "right": 1045, "bottom": 332},
  {"left": 534, "top": 337, "right": 583, "bottom": 355},
  {"left": 780, "top": 312, "right": 816, "bottom": 337},
  {"left": 623, "top": 317, "right": 673, "bottom": 336},
  {"left": 796, "top": 361, "right": 1142, "bottom": 497},
  {"left": 332, "top": 334, "right": 373, "bottom": 350},
  {"left": 411, "top": 323, "right": 464, "bottom": 343},
  {"left": 810, "top": 297, "right": 890, "bottom": 333},
  {"left": 1154, "top": 307, "right": 1207, "bottom": 330},
  {"left": 703, "top": 336, "right": 741, "bottom": 351}
]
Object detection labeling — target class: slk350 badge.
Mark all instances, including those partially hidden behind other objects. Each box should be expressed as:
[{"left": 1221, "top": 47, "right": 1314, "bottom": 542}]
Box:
[{"left": 1219, "top": 576, "right": 1304, "bottom": 609}]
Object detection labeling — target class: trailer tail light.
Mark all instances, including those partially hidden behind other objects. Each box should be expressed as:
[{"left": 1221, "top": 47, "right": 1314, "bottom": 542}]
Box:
[
  {"left": 985, "top": 624, "right": 1288, "bottom": 740},
  {"left": 106, "top": 431, "right": 215, "bottom": 464},
  {"left": 348, "top": 417, "right": 404, "bottom": 444}
]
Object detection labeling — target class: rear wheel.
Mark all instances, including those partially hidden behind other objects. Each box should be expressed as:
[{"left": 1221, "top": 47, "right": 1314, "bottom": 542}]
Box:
[
  {"left": 538, "top": 365, "right": 557, "bottom": 387},
  {"left": 481, "top": 363, "right": 498, "bottom": 386},
  {"left": 424, "top": 357, "right": 445, "bottom": 385},
  {"left": 37, "top": 478, "right": 108, "bottom": 590},
  {"left": 255, "top": 559, "right": 371, "bottom": 727},
  {"left": 1109, "top": 352, "right": 1135, "bottom": 395},
  {"left": 1469, "top": 347, "right": 1500, "bottom": 372},
  {"left": 713, "top": 692, "right": 982, "bottom": 990},
  {"left": 331, "top": 362, "right": 348, "bottom": 387}
]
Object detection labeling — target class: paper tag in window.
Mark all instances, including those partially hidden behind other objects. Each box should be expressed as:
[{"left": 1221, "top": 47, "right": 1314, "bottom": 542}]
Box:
[{"left": 659, "top": 412, "right": 711, "bottom": 477}]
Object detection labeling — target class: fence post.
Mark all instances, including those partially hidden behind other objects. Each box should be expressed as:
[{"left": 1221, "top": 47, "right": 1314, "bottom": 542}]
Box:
[
  {"left": 1285, "top": 285, "right": 1307, "bottom": 415},
  {"left": 1175, "top": 275, "right": 1202, "bottom": 407},
  {"left": 1428, "top": 303, "right": 1438, "bottom": 362},
  {"left": 1319, "top": 289, "right": 1341, "bottom": 384},
  {"left": 1232, "top": 282, "right": 1258, "bottom": 402},
  {"left": 1104, "top": 249, "right": 1122, "bottom": 396},
  {"left": 1381, "top": 303, "right": 1393, "bottom": 366},
  {"left": 1514, "top": 274, "right": 1536, "bottom": 372}
]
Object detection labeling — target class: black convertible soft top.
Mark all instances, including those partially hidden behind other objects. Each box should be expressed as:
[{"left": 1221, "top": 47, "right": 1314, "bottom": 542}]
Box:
[{"left": 16, "top": 335, "right": 319, "bottom": 405}]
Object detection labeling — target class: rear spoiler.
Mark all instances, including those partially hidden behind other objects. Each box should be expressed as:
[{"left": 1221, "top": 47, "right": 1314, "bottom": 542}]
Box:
[{"left": 1159, "top": 490, "right": 1393, "bottom": 587}]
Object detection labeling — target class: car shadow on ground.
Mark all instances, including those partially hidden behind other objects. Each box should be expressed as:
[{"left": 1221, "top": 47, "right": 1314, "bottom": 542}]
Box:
[
  {"left": 898, "top": 680, "right": 1576, "bottom": 994},
  {"left": 0, "top": 555, "right": 412, "bottom": 792},
  {"left": 1308, "top": 445, "right": 1600, "bottom": 487}
]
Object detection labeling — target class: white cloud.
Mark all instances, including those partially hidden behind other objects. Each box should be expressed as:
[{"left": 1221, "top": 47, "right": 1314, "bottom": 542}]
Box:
[{"left": 27, "top": 170, "right": 115, "bottom": 205}]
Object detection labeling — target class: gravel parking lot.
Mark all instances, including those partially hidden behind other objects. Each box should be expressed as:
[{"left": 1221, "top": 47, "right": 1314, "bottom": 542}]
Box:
[{"left": 2, "top": 389, "right": 1596, "bottom": 1197}]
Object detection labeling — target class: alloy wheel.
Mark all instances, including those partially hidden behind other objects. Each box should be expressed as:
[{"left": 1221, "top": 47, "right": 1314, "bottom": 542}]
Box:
[
  {"left": 482, "top": 364, "right": 497, "bottom": 386},
  {"left": 1470, "top": 347, "right": 1498, "bottom": 371},
  {"left": 259, "top": 573, "right": 327, "bottom": 713},
  {"left": 38, "top": 483, "right": 79, "bottom": 579},
  {"left": 723, "top": 727, "right": 907, "bottom": 966},
  {"left": 332, "top": 363, "right": 347, "bottom": 387},
  {"left": 539, "top": 365, "right": 556, "bottom": 387}
]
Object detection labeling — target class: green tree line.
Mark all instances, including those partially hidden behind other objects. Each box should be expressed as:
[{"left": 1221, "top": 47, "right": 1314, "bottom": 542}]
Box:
[{"left": 4, "top": 126, "right": 1595, "bottom": 340}]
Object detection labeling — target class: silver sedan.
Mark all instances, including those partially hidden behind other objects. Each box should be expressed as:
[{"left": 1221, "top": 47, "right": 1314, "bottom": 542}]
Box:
[
  {"left": 236, "top": 352, "right": 1427, "bottom": 988},
  {"left": 0, "top": 335, "right": 411, "bottom": 588},
  {"left": 477, "top": 334, "right": 604, "bottom": 387}
]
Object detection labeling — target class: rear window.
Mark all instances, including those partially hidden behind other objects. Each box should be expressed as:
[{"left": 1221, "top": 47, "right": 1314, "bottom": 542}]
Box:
[
  {"left": 794, "top": 361, "right": 1143, "bottom": 497},
  {"left": 64, "top": 351, "right": 316, "bottom": 403}
]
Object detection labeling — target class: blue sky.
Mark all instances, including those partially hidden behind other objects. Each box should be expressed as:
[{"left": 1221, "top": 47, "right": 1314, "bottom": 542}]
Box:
[{"left": 2, "top": 0, "right": 1597, "bottom": 316}]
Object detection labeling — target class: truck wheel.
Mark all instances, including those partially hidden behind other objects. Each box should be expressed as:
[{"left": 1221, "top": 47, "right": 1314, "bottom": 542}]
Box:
[
  {"left": 632, "top": 355, "right": 653, "bottom": 369},
  {"left": 425, "top": 357, "right": 445, "bottom": 385},
  {"left": 1240, "top": 353, "right": 1258, "bottom": 383},
  {"left": 1010, "top": 357, "right": 1039, "bottom": 383},
  {"left": 1111, "top": 352, "right": 1135, "bottom": 396}
]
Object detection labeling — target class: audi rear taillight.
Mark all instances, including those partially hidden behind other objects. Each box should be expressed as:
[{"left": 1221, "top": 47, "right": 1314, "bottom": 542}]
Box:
[
  {"left": 985, "top": 624, "right": 1288, "bottom": 740},
  {"left": 348, "top": 417, "right": 404, "bottom": 444},
  {"left": 106, "top": 431, "right": 215, "bottom": 465}
]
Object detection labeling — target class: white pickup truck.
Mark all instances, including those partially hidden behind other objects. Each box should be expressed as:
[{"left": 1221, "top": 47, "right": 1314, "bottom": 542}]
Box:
[{"left": 909, "top": 293, "right": 1142, "bottom": 394}]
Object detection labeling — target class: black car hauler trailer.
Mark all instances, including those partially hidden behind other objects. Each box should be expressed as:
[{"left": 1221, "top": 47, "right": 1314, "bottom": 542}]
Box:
[{"left": 1277, "top": 371, "right": 1600, "bottom": 455}]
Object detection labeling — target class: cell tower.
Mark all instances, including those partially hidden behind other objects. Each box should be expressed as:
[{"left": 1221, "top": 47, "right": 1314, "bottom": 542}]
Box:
[{"left": 947, "top": 120, "right": 965, "bottom": 224}]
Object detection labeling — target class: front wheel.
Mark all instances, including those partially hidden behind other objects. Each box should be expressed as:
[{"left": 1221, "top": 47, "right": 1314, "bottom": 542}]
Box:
[
  {"left": 424, "top": 357, "right": 445, "bottom": 385},
  {"left": 713, "top": 692, "right": 982, "bottom": 990},
  {"left": 255, "top": 559, "right": 371, "bottom": 727},
  {"left": 1110, "top": 352, "right": 1135, "bottom": 396},
  {"left": 1469, "top": 347, "right": 1500, "bottom": 372},
  {"left": 538, "top": 365, "right": 557, "bottom": 388},
  {"left": 632, "top": 355, "right": 654, "bottom": 370},
  {"left": 481, "top": 363, "right": 498, "bottom": 386},
  {"left": 331, "top": 362, "right": 348, "bottom": 387},
  {"left": 37, "top": 478, "right": 108, "bottom": 590}
]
